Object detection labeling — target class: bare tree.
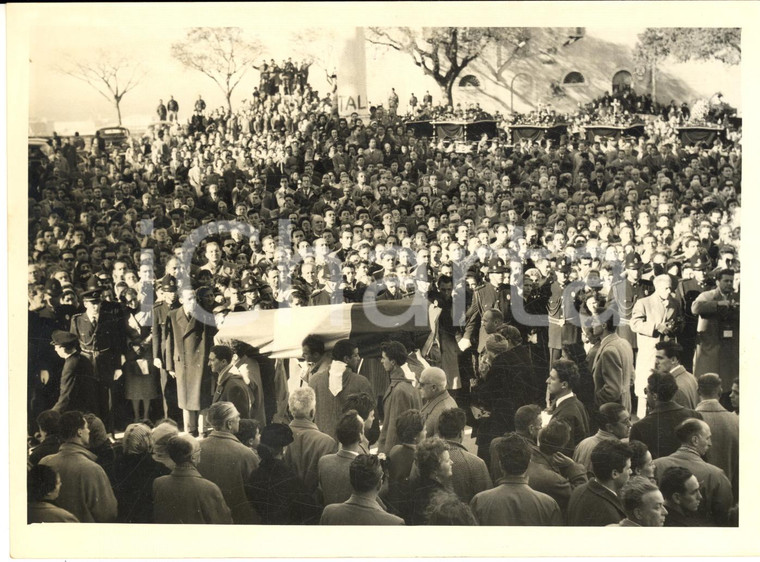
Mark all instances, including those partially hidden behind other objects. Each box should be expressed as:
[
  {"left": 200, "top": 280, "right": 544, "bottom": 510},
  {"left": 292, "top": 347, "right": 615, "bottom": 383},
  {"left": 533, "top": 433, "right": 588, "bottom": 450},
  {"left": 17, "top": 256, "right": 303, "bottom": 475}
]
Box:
[
  {"left": 171, "top": 27, "right": 263, "bottom": 113},
  {"left": 289, "top": 28, "right": 339, "bottom": 91},
  {"left": 59, "top": 50, "right": 145, "bottom": 125},
  {"left": 366, "top": 27, "right": 529, "bottom": 106}
]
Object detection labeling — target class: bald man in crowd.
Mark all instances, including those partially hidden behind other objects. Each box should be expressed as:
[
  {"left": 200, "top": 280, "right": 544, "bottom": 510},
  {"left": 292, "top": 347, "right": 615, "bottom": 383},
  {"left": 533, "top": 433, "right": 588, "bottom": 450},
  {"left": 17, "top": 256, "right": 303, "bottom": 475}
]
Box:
[
  {"left": 653, "top": 418, "right": 734, "bottom": 526},
  {"left": 418, "top": 367, "right": 458, "bottom": 438}
]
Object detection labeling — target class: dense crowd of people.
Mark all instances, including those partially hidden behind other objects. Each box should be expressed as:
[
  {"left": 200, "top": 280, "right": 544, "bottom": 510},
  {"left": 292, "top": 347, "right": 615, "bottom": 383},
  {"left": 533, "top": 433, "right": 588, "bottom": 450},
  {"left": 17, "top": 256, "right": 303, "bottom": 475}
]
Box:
[{"left": 27, "top": 64, "right": 741, "bottom": 526}]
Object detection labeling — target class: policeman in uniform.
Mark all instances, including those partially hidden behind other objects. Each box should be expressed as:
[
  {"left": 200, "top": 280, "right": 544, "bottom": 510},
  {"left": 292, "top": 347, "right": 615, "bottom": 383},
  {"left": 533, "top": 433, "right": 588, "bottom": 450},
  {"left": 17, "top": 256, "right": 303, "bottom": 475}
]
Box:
[
  {"left": 610, "top": 253, "right": 654, "bottom": 361},
  {"left": 69, "top": 289, "right": 128, "bottom": 432},
  {"left": 676, "top": 254, "right": 714, "bottom": 371},
  {"left": 459, "top": 257, "right": 513, "bottom": 355},
  {"left": 545, "top": 260, "right": 582, "bottom": 363},
  {"left": 152, "top": 275, "right": 181, "bottom": 423},
  {"left": 239, "top": 276, "right": 268, "bottom": 311}
]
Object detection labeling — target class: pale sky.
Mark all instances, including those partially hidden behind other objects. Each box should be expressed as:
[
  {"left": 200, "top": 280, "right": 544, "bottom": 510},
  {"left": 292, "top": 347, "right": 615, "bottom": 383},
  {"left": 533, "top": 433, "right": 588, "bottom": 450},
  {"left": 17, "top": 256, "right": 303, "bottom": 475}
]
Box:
[{"left": 26, "top": 26, "right": 692, "bottom": 133}]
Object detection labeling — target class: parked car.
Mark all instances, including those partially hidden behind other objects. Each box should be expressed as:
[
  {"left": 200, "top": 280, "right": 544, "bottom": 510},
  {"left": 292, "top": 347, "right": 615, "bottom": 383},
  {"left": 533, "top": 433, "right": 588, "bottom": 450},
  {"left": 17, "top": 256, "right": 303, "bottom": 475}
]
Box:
[
  {"left": 28, "top": 137, "right": 53, "bottom": 166},
  {"left": 95, "top": 126, "right": 130, "bottom": 151}
]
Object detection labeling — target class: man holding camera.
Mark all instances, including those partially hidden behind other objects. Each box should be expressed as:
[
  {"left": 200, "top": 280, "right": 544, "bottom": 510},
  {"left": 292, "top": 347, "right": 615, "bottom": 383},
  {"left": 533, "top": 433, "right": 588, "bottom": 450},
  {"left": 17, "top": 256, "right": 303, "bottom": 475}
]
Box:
[
  {"left": 692, "top": 269, "right": 739, "bottom": 399},
  {"left": 630, "top": 274, "right": 683, "bottom": 419}
]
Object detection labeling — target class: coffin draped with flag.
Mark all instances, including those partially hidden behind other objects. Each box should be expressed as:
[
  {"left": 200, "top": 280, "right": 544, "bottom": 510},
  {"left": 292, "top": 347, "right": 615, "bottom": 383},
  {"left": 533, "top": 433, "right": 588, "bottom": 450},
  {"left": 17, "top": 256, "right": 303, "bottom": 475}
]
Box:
[{"left": 215, "top": 298, "right": 432, "bottom": 359}]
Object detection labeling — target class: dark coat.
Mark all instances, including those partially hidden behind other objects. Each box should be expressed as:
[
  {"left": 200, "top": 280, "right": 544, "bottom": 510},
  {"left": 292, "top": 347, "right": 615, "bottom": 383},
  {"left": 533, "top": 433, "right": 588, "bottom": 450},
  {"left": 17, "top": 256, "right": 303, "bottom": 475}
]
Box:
[
  {"left": 424, "top": 302, "right": 462, "bottom": 390},
  {"left": 463, "top": 283, "right": 513, "bottom": 352},
  {"left": 692, "top": 288, "right": 740, "bottom": 387},
  {"left": 610, "top": 278, "right": 653, "bottom": 349},
  {"left": 629, "top": 401, "right": 703, "bottom": 459},
  {"left": 69, "top": 307, "right": 127, "bottom": 387},
  {"left": 28, "top": 435, "right": 61, "bottom": 467},
  {"left": 166, "top": 306, "right": 217, "bottom": 411},
  {"left": 546, "top": 280, "right": 581, "bottom": 350},
  {"left": 113, "top": 452, "right": 170, "bottom": 523},
  {"left": 567, "top": 478, "right": 625, "bottom": 526},
  {"left": 151, "top": 301, "right": 176, "bottom": 367},
  {"left": 52, "top": 352, "right": 101, "bottom": 417},
  {"left": 474, "top": 345, "right": 534, "bottom": 445},
  {"left": 212, "top": 369, "right": 255, "bottom": 420},
  {"left": 246, "top": 456, "right": 322, "bottom": 524},
  {"left": 550, "top": 395, "right": 591, "bottom": 447},
  {"left": 407, "top": 477, "right": 449, "bottom": 525}
]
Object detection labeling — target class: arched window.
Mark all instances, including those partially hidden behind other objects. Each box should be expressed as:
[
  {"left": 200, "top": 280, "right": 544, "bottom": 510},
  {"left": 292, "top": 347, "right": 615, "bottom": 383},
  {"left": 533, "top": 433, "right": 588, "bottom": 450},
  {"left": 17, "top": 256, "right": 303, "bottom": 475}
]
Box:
[
  {"left": 612, "top": 70, "right": 633, "bottom": 93},
  {"left": 563, "top": 71, "right": 585, "bottom": 85},
  {"left": 458, "top": 75, "right": 481, "bottom": 88}
]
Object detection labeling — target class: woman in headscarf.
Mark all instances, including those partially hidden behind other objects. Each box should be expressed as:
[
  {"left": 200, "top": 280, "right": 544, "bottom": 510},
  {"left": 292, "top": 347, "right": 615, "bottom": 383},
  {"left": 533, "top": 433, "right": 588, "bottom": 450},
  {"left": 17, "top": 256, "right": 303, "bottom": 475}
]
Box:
[
  {"left": 151, "top": 418, "right": 180, "bottom": 471},
  {"left": 83, "top": 413, "right": 115, "bottom": 483},
  {"left": 113, "top": 423, "right": 171, "bottom": 523}
]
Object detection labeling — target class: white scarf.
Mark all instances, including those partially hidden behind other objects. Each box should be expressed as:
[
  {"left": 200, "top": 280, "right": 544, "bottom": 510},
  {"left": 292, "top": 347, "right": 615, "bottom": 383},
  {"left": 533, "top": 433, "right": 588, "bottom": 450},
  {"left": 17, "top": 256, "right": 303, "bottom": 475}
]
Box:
[{"left": 328, "top": 361, "right": 348, "bottom": 396}]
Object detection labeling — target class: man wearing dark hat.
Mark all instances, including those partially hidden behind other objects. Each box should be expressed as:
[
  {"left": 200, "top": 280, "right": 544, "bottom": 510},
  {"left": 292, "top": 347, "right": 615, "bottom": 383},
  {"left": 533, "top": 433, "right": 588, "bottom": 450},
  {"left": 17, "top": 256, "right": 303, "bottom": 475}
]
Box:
[
  {"left": 152, "top": 275, "right": 181, "bottom": 423},
  {"left": 460, "top": 257, "right": 513, "bottom": 354},
  {"left": 246, "top": 423, "right": 322, "bottom": 524},
  {"left": 610, "top": 253, "right": 653, "bottom": 356},
  {"left": 50, "top": 330, "right": 100, "bottom": 416},
  {"left": 544, "top": 260, "right": 582, "bottom": 363},
  {"left": 69, "top": 288, "right": 128, "bottom": 431}
]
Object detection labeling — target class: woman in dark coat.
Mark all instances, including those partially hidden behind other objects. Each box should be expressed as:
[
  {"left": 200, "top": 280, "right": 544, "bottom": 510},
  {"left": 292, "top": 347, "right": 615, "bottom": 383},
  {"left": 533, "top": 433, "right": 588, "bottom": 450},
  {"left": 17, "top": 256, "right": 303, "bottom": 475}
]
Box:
[
  {"left": 473, "top": 333, "right": 532, "bottom": 466},
  {"left": 113, "top": 423, "right": 170, "bottom": 523}
]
